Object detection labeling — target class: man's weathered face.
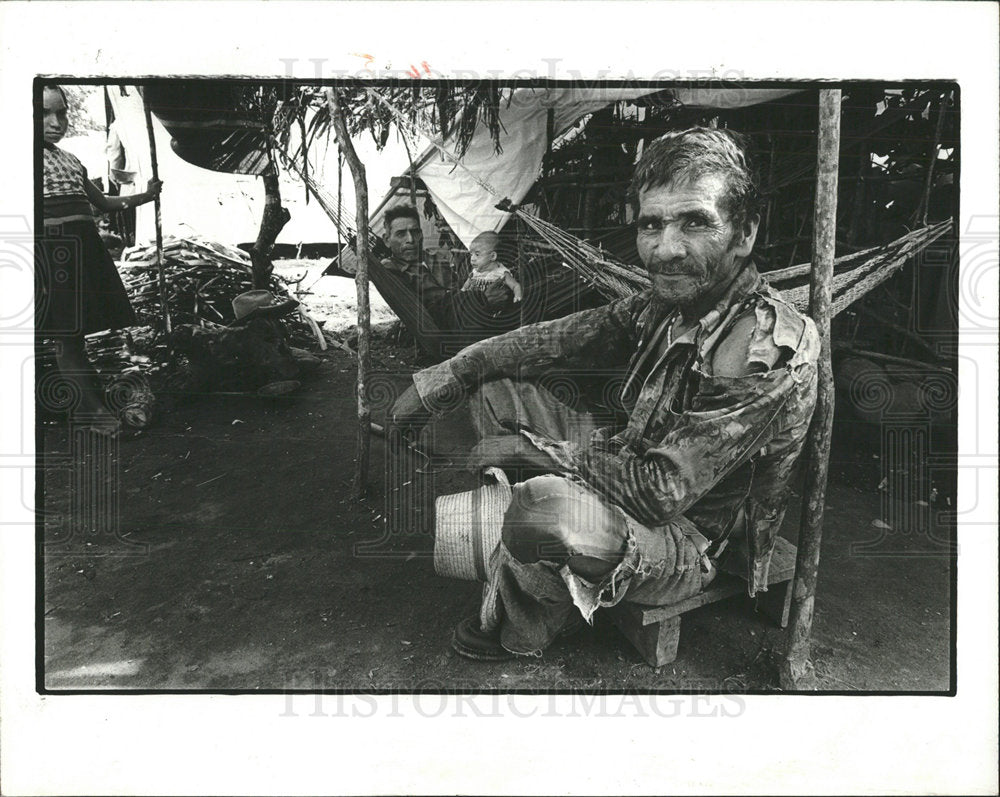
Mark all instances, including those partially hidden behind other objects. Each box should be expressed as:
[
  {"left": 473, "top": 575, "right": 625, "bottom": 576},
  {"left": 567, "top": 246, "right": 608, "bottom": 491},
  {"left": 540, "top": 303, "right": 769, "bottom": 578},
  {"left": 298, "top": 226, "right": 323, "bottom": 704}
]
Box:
[
  {"left": 386, "top": 216, "right": 423, "bottom": 263},
  {"left": 636, "top": 173, "right": 757, "bottom": 310}
]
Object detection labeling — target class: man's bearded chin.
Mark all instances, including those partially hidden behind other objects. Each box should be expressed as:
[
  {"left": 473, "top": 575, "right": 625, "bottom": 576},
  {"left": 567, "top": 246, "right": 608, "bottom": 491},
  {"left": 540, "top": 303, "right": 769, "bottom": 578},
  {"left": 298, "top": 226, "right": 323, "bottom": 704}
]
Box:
[
  {"left": 646, "top": 252, "right": 747, "bottom": 318},
  {"left": 651, "top": 272, "right": 703, "bottom": 303},
  {"left": 646, "top": 263, "right": 708, "bottom": 316}
]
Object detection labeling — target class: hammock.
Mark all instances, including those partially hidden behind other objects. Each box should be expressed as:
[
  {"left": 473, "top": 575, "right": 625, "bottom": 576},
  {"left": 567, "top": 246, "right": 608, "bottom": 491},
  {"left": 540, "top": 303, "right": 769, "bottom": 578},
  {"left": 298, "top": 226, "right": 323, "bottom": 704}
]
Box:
[
  {"left": 286, "top": 146, "right": 951, "bottom": 361},
  {"left": 367, "top": 89, "right": 953, "bottom": 319},
  {"left": 285, "top": 139, "right": 950, "bottom": 344},
  {"left": 512, "top": 214, "right": 952, "bottom": 318},
  {"left": 282, "top": 91, "right": 953, "bottom": 359},
  {"left": 762, "top": 221, "right": 951, "bottom": 317}
]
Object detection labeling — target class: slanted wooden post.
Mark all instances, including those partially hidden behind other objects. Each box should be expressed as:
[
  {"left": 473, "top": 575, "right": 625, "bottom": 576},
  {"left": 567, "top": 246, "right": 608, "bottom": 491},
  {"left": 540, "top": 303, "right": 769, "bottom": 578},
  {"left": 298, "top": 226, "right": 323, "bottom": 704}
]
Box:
[
  {"left": 780, "top": 88, "right": 842, "bottom": 688},
  {"left": 327, "top": 89, "right": 372, "bottom": 499}
]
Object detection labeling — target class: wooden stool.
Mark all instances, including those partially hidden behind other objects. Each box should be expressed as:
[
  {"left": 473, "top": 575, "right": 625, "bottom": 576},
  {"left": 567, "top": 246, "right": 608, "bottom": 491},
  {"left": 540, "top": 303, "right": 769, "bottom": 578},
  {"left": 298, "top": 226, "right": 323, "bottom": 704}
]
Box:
[{"left": 606, "top": 536, "right": 798, "bottom": 667}]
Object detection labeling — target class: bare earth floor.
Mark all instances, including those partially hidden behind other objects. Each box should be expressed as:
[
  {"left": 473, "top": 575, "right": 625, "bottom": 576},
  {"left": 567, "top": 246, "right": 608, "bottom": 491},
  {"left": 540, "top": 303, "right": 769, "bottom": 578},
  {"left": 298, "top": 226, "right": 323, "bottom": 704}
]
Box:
[{"left": 40, "top": 340, "right": 953, "bottom": 693}]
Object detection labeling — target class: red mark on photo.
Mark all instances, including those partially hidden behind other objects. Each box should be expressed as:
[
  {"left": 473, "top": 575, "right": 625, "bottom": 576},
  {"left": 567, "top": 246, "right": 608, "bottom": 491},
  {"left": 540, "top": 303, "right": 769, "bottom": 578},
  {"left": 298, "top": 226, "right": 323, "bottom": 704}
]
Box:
[{"left": 407, "top": 61, "right": 432, "bottom": 78}]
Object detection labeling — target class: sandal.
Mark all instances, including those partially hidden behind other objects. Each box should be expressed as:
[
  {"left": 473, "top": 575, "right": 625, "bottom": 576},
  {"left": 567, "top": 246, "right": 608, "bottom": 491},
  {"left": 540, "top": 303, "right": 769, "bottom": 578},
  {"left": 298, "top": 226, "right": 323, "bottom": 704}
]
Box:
[
  {"left": 558, "top": 615, "right": 586, "bottom": 638},
  {"left": 451, "top": 616, "right": 517, "bottom": 662}
]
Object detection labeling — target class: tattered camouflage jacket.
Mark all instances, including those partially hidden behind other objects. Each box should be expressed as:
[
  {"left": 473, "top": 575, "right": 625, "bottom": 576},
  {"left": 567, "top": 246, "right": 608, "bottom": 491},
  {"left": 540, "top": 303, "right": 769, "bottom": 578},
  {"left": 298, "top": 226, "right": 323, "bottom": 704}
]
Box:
[{"left": 416, "top": 262, "right": 820, "bottom": 595}]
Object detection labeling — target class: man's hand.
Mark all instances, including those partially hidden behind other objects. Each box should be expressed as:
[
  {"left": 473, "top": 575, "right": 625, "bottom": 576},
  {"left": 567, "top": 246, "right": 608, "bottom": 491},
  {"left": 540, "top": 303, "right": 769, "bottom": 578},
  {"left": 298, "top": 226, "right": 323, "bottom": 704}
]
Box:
[{"left": 389, "top": 382, "right": 432, "bottom": 433}]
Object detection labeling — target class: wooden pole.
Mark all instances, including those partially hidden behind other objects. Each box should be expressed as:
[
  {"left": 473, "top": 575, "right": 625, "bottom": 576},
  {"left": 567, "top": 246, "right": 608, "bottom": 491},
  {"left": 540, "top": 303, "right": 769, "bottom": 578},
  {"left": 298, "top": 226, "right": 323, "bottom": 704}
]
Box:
[
  {"left": 327, "top": 89, "right": 371, "bottom": 499},
  {"left": 103, "top": 87, "right": 113, "bottom": 194},
  {"left": 401, "top": 134, "right": 419, "bottom": 208},
  {"left": 544, "top": 107, "right": 555, "bottom": 175},
  {"left": 914, "top": 89, "right": 950, "bottom": 227},
  {"left": 780, "top": 88, "right": 842, "bottom": 689},
  {"left": 336, "top": 150, "right": 343, "bottom": 269},
  {"left": 141, "top": 95, "right": 171, "bottom": 334}
]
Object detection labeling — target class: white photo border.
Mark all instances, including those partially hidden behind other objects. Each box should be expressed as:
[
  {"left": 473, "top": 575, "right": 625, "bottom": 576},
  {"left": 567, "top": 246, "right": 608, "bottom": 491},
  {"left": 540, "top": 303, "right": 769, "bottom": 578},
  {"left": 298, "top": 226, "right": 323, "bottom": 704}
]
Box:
[{"left": 1, "top": 2, "right": 997, "bottom": 794}]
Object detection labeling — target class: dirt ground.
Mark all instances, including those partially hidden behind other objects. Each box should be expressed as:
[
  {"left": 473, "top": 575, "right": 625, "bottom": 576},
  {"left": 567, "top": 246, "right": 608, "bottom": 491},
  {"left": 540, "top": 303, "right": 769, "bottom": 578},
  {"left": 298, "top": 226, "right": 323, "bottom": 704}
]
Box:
[{"left": 40, "top": 328, "right": 953, "bottom": 693}]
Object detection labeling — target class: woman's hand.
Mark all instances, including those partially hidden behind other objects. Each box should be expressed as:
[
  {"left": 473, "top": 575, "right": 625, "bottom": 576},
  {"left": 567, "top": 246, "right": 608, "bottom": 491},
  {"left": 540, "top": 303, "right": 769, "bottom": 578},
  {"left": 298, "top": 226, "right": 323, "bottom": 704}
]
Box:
[{"left": 85, "top": 176, "right": 162, "bottom": 212}]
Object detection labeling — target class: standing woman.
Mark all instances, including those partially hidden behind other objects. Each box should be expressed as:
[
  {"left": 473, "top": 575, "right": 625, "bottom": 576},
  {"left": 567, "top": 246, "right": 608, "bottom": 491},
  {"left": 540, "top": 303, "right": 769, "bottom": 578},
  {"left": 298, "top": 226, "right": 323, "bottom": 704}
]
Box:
[{"left": 38, "top": 85, "right": 161, "bottom": 431}]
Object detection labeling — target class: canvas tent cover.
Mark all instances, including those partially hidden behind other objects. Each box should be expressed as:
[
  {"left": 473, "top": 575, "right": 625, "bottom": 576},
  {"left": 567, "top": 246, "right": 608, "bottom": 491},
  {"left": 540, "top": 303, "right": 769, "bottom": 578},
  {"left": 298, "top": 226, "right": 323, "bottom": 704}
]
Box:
[
  {"left": 401, "top": 87, "right": 798, "bottom": 246},
  {"left": 115, "top": 83, "right": 797, "bottom": 249}
]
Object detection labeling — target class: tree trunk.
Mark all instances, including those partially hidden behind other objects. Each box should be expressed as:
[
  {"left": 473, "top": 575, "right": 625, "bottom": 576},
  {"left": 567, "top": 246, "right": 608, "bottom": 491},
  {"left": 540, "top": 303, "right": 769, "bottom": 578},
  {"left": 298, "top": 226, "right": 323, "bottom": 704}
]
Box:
[
  {"left": 250, "top": 166, "right": 291, "bottom": 289},
  {"left": 327, "top": 89, "right": 372, "bottom": 499}
]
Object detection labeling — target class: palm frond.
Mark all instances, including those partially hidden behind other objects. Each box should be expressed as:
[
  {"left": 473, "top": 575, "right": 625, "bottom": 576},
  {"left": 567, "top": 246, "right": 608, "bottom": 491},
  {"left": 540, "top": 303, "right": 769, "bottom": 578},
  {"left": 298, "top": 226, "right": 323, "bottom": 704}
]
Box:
[{"left": 268, "top": 83, "right": 512, "bottom": 180}]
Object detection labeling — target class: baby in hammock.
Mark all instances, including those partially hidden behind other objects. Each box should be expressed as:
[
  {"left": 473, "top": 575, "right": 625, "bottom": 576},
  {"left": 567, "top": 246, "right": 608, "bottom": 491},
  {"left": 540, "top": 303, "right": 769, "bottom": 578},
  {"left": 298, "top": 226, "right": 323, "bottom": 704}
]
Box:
[{"left": 460, "top": 231, "right": 523, "bottom": 312}]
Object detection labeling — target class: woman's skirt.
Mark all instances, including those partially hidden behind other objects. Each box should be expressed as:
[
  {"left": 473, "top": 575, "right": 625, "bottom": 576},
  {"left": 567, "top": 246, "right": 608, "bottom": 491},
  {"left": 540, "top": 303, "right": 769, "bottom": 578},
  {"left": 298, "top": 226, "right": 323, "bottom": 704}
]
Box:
[{"left": 36, "top": 219, "right": 136, "bottom": 336}]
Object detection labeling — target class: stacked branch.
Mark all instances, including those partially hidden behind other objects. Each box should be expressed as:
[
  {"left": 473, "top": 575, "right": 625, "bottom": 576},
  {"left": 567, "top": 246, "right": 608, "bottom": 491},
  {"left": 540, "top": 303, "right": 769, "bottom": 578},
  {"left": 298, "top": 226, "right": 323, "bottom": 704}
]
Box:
[
  {"left": 120, "top": 235, "right": 317, "bottom": 343},
  {"left": 79, "top": 235, "right": 329, "bottom": 383}
]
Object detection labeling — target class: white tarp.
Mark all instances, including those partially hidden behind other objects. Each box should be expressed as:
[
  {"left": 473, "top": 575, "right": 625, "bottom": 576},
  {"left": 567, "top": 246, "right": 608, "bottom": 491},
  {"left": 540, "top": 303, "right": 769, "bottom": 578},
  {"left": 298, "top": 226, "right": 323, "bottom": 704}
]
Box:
[
  {"left": 103, "top": 85, "right": 800, "bottom": 248},
  {"left": 417, "top": 87, "right": 657, "bottom": 246},
  {"left": 415, "top": 87, "right": 800, "bottom": 246}
]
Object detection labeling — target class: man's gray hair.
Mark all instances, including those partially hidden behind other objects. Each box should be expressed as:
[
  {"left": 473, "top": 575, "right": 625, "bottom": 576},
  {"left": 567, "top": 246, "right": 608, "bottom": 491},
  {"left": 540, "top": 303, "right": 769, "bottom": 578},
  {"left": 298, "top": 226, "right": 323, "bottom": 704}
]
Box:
[
  {"left": 383, "top": 203, "right": 421, "bottom": 232},
  {"left": 630, "top": 127, "right": 761, "bottom": 233}
]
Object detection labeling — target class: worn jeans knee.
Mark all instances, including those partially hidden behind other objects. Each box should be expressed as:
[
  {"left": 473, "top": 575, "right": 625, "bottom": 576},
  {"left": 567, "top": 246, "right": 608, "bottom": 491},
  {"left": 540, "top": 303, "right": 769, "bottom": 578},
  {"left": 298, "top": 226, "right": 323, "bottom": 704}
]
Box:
[
  {"left": 501, "top": 475, "right": 629, "bottom": 580},
  {"left": 618, "top": 515, "right": 714, "bottom": 606}
]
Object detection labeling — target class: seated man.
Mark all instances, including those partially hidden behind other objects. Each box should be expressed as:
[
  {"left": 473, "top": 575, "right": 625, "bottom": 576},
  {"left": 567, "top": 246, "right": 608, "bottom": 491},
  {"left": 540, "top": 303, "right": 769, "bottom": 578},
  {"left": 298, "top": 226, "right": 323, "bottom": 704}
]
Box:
[{"left": 391, "top": 127, "right": 820, "bottom": 660}]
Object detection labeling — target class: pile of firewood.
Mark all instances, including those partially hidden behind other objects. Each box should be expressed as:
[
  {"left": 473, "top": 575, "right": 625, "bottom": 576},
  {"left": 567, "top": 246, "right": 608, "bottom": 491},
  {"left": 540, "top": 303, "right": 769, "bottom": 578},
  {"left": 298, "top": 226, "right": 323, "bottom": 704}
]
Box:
[
  {"left": 73, "top": 237, "right": 331, "bottom": 396},
  {"left": 120, "top": 236, "right": 314, "bottom": 339}
]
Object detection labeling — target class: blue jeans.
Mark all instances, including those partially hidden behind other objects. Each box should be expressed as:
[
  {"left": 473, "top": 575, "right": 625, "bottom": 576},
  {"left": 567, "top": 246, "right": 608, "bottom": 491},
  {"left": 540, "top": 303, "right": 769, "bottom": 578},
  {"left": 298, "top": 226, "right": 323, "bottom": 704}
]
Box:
[{"left": 468, "top": 379, "right": 712, "bottom": 654}]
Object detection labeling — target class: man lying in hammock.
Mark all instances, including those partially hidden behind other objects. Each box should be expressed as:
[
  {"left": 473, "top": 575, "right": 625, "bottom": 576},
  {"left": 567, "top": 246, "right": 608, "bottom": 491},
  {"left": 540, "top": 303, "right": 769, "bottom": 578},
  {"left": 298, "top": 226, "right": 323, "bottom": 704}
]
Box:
[
  {"left": 377, "top": 204, "right": 457, "bottom": 323},
  {"left": 372, "top": 204, "right": 522, "bottom": 355},
  {"left": 390, "top": 127, "right": 821, "bottom": 661}
]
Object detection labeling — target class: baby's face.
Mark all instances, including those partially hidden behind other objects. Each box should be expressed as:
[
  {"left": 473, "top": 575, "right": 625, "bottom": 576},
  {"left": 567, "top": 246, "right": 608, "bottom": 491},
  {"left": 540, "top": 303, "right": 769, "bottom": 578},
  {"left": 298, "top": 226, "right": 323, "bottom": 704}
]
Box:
[{"left": 469, "top": 242, "right": 497, "bottom": 270}]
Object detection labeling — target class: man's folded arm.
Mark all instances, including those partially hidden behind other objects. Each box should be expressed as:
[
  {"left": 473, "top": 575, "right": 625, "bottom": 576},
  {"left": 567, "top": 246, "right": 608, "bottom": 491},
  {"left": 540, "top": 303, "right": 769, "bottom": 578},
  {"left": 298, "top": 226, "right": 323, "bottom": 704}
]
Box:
[{"left": 412, "top": 294, "right": 645, "bottom": 414}]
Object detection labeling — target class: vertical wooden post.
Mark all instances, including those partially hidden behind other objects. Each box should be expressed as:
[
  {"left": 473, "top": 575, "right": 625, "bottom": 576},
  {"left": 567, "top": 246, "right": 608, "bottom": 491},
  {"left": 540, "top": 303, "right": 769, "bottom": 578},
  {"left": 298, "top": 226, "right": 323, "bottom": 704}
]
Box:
[
  {"left": 915, "top": 89, "right": 950, "bottom": 227},
  {"left": 763, "top": 134, "right": 776, "bottom": 248},
  {"left": 780, "top": 88, "right": 842, "bottom": 689},
  {"left": 103, "top": 87, "right": 113, "bottom": 195},
  {"left": 544, "top": 107, "right": 555, "bottom": 170},
  {"left": 141, "top": 96, "right": 170, "bottom": 334},
  {"left": 327, "top": 89, "right": 372, "bottom": 499},
  {"left": 336, "top": 150, "right": 343, "bottom": 268}
]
